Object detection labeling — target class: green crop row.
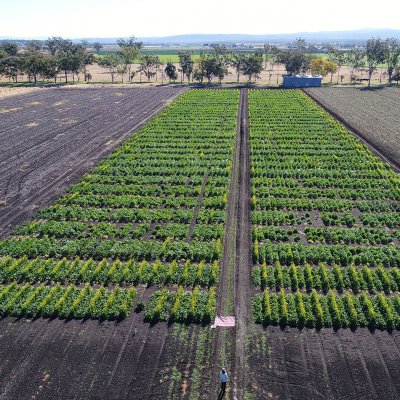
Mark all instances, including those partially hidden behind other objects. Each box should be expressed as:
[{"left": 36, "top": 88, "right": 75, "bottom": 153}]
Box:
[
  {"left": 14, "top": 221, "right": 223, "bottom": 241},
  {"left": 144, "top": 286, "right": 216, "bottom": 323},
  {"left": 0, "top": 257, "right": 219, "bottom": 287},
  {"left": 253, "top": 242, "right": 400, "bottom": 267},
  {"left": 0, "top": 282, "right": 137, "bottom": 320},
  {"left": 253, "top": 289, "right": 400, "bottom": 331},
  {"left": 0, "top": 237, "right": 222, "bottom": 262},
  {"left": 252, "top": 262, "right": 400, "bottom": 294},
  {"left": 304, "top": 227, "right": 397, "bottom": 245}
]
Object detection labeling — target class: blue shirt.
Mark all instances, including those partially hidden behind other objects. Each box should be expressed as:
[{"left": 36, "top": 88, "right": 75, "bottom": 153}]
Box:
[{"left": 220, "top": 372, "right": 228, "bottom": 382}]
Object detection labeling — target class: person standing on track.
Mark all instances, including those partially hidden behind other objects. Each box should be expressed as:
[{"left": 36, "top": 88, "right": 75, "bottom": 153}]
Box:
[{"left": 219, "top": 368, "right": 228, "bottom": 397}]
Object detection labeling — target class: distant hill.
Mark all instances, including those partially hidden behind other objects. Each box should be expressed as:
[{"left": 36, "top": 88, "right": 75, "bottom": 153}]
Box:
[
  {"left": 135, "top": 29, "right": 400, "bottom": 45},
  {"left": 2, "top": 29, "right": 400, "bottom": 45}
]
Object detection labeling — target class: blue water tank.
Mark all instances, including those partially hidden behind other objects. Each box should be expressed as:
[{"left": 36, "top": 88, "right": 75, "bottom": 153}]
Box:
[{"left": 283, "top": 75, "right": 322, "bottom": 88}]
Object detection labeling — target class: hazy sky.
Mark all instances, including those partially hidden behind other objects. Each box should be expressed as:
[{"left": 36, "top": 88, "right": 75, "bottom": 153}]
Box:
[{"left": 2, "top": 0, "right": 399, "bottom": 38}]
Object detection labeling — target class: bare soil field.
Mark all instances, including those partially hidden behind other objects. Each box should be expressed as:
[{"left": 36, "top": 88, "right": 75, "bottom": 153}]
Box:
[
  {"left": 246, "top": 326, "right": 400, "bottom": 400},
  {"left": 3, "top": 317, "right": 400, "bottom": 399},
  {"left": 304, "top": 87, "right": 400, "bottom": 169},
  {"left": 0, "top": 86, "right": 183, "bottom": 239},
  {"left": 0, "top": 315, "right": 216, "bottom": 400}
]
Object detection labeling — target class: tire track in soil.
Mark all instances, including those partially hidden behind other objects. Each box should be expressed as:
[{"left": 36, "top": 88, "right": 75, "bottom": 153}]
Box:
[
  {"left": 356, "top": 332, "right": 399, "bottom": 399},
  {"left": 12, "top": 320, "right": 79, "bottom": 400},
  {"left": 349, "top": 332, "right": 379, "bottom": 399},
  {"left": 337, "top": 332, "right": 376, "bottom": 399},
  {"left": 283, "top": 332, "right": 314, "bottom": 399},
  {"left": 320, "top": 330, "right": 357, "bottom": 399},
  {"left": 127, "top": 323, "right": 168, "bottom": 400},
  {"left": 300, "top": 331, "right": 331, "bottom": 399},
  {"left": 0, "top": 319, "right": 50, "bottom": 400},
  {"left": 373, "top": 332, "right": 400, "bottom": 394}
]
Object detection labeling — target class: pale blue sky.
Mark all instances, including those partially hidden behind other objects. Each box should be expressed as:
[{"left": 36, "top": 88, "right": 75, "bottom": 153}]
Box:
[{"left": 1, "top": 0, "right": 399, "bottom": 38}]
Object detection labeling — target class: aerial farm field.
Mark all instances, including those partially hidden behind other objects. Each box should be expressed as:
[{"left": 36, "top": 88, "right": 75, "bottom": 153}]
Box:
[
  {"left": 0, "top": 86, "right": 183, "bottom": 239},
  {"left": 0, "top": 89, "right": 240, "bottom": 399},
  {"left": 0, "top": 87, "right": 399, "bottom": 399},
  {"left": 305, "top": 87, "right": 400, "bottom": 169},
  {"left": 247, "top": 90, "right": 400, "bottom": 398}
]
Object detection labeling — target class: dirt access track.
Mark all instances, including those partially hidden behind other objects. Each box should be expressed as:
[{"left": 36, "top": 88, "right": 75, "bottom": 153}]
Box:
[{"left": 0, "top": 86, "right": 184, "bottom": 238}]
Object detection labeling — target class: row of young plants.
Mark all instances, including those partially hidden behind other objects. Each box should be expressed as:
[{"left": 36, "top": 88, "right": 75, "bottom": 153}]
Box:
[
  {"left": 144, "top": 286, "right": 216, "bottom": 323},
  {"left": 320, "top": 212, "right": 400, "bottom": 229},
  {"left": 0, "top": 282, "right": 137, "bottom": 320},
  {"left": 253, "top": 242, "right": 400, "bottom": 266},
  {"left": 253, "top": 289, "right": 400, "bottom": 330},
  {"left": 249, "top": 89, "right": 400, "bottom": 330},
  {"left": 304, "top": 227, "right": 397, "bottom": 245},
  {"left": 0, "top": 90, "right": 240, "bottom": 321},
  {"left": 0, "top": 257, "right": 219, "bottom": 287},
  {"left": 252, "top": 262, "right": 400, "bottom": 294},
  {"left": 0, "top": 237, "right": 222, "bottom": 261}
]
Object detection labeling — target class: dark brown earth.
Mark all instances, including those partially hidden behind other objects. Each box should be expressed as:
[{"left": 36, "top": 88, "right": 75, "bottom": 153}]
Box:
[
  {"left": 0, "top": 314, "right": 216, "bottom": 400},
  {"left": 3, "top": 315, "right": 400, "bottom": 399},
  {"left": 246, "top": 326, "right": 400, "bottom": 400},
  {"left": 0, "top": 86, "right": 184, "bottom": 239}
]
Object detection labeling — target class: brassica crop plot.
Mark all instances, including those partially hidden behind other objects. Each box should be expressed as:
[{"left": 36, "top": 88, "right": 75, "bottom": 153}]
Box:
[
  {"left": 249, "top": 90, "right": 400, "bottom": 330},
  {"left": 0, "top": 89, "right": 240, "bottom": 321}
]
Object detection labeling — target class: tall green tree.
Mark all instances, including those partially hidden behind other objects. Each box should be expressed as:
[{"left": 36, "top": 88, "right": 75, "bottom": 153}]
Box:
[
  {"left": 92, "top": 42, "right": 103, "bottom": 53},
  {"left": 365, "top": 38, "right": 386, "bottom": 87},
  {"left": 241, "top": 50, "right": 263, "bottom": 82},
  {"left": 279, "top": 50, "right": 308, "bottom": 75},
  {"left": 0, "top": 54, "right": 23, "bottom": 82},
  {"left": 165, "top": 62, "right": 178, "bottom": 81},
  {"left": 0, "top": 41, "right": 18, "bottom": 56},
  {"left": 231, "top": 53, "right": 246, "bottom": 83},
  {"left": 138, "top": 54, "right": 160, "bottom": 81},
  {"left": 117, "top": 36, "right": 143, "bottom": 82},
  {"left": 22, "top": 46, "right": 46, "bottom": 84},
  {"left": 46, "top": 37, "right": 93, "bottom": 83},
  {"left": 98, "top": 54, "right": 123, "bottom": 83},
  {"left": 384, "top": 38, "right": 400, "bottom": 86},
  {"left": 346, "top": 48, "right": 365, "bottom": 82},
  {"left": 328, "top": 47, "right": 346, "bottom": 84},
  {"left": 178, "top": 50, "right": 194, "bottom": 83},
  {"left": 0, "top": 42, "right": 22, "bottom": 82}
]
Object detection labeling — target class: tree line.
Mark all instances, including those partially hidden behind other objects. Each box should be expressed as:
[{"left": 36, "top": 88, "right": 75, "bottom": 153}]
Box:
[
  {"left": 0, "top": 38, "right": 94, "bottom": 84},
  {"left": 0, "top": 36, "right": 399, "bottom": 86},
  {"left": 264, "top": 37, "right": 400, "bottom": 86}
]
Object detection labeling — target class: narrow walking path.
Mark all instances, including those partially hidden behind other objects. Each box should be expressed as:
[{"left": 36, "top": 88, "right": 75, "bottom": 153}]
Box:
[
  {"left": 212, "top": 89, "right": 252, "bottom": 400},
  {"left": 211, "top": 89, "right": 242, "bottom": 399},
  {"left": 233, "top": 89, "right": 252, "bottom": 399}
]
